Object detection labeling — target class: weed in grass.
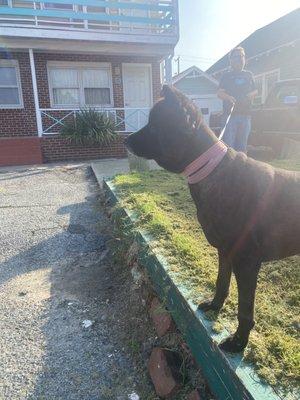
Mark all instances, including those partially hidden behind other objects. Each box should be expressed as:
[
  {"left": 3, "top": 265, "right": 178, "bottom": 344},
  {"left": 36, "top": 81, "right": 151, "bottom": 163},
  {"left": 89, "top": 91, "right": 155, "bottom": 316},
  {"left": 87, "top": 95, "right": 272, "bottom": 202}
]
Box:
[{"left": 128, "top": 338, "right": 140, "bottom": 354}]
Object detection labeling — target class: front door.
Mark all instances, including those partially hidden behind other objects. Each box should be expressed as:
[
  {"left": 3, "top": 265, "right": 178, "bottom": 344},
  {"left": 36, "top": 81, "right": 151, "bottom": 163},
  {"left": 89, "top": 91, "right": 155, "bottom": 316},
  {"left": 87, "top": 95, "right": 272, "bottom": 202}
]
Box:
[{"left": 122, "top": 63, "right": 152, "bottom": 132}]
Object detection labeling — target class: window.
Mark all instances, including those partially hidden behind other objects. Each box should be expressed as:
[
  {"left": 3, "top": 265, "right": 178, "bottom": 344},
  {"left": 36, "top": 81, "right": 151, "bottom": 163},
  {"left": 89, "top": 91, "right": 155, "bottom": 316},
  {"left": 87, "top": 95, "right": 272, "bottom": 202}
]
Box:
[
  {"left": 48, "top": 63, "right": 113, "bottom": 108},
  {"left": 49, "top": 68, "right": 80, "bottom": 106},
  {"left": 254, "top": 70, "right": 280, "bottom": 105},
  {"left": 0, "top": 0, "right": 8, "bottom": 5},
  {"left": 0, "top": 60, "right": 23, "bottom": 109}
]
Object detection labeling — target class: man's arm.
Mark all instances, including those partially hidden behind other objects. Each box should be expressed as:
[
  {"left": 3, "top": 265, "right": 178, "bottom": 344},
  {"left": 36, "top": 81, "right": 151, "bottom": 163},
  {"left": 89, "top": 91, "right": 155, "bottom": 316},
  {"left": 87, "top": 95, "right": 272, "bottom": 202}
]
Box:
[{"left": 217, "top": 88, "right": 236, "bottom": 104}]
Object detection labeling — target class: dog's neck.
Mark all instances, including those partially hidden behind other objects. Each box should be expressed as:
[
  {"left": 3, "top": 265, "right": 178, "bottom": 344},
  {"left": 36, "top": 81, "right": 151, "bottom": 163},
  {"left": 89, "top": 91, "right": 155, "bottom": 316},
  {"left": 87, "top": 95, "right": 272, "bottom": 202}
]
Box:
[
  {"left": 182, "top": 141, "right": 228, "bottom": 184},
  {"left": 183, "top": 124, "right": 219, "bottom": 168}
]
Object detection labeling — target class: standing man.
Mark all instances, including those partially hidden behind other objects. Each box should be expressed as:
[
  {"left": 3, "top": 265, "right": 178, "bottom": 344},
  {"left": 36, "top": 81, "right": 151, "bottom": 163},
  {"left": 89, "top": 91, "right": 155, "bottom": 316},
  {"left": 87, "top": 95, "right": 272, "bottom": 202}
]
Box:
[{"left": 218, "top": 47, "right": 258, "bottom": 152}]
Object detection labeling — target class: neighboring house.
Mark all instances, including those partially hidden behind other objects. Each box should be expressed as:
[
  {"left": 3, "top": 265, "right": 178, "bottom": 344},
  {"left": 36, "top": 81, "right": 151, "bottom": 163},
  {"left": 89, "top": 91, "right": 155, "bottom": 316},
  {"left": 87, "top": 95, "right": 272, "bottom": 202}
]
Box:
[
  {"left": 0, "top": 0, "right": 179, "bottom": 166},
  {"left": 172, "top": 66, "right": 222, "bottom": 124},
  {"left": 207, "top": 8, "right": 300, "bottom": 105}
]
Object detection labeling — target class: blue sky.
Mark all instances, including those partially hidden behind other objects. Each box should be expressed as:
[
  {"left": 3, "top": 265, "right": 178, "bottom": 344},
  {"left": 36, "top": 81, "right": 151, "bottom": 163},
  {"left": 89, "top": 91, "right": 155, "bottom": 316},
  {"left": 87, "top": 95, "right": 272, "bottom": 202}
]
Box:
[{"left": 174, "top": 0, "right": 300, "bottom": 73}]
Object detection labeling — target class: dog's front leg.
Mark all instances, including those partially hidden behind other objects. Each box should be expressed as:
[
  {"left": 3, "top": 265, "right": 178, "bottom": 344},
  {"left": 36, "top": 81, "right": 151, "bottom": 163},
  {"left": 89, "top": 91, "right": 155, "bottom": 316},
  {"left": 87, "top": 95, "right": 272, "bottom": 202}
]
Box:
[
  {"left": 219, "top": 257, "right": 261, "bottom": 353},
  {"left": 198, "top": 251, "right": 232, "bottom": 312}
]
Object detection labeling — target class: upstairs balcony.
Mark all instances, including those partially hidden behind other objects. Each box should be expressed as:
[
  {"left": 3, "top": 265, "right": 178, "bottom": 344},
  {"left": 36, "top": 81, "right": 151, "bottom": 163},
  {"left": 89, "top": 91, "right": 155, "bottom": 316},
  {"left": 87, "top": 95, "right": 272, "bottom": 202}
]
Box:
[{"left": 0, "top": 0, "right": 179, "bottom": 46}]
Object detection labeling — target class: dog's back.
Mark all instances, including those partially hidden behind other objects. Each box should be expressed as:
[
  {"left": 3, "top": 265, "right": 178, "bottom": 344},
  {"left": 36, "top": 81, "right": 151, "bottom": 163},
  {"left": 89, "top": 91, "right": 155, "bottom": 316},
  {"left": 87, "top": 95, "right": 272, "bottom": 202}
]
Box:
[
  {"left": 190, "top": 150, "right": 300, "bottom": 261},
  {"left": 258, "top": 164, "right": 300, "bottom": 260}
]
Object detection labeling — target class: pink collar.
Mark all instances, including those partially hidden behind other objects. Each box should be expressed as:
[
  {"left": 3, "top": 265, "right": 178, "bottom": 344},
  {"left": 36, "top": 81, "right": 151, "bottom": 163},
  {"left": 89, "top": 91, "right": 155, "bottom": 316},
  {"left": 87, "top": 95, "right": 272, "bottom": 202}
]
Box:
[{"left": 182, "top": 141, "right": 228, "bottom": 184}]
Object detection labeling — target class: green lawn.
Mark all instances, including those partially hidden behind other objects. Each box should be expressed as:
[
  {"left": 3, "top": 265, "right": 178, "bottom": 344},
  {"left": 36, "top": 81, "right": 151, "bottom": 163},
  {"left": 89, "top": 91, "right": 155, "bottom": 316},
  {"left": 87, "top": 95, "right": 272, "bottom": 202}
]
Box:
[
  {"left": 112, "top": 160, "right": 299, "bottom": 394},
  {"left": 270, "top": 159, "right": 300, "bottom": 171}
]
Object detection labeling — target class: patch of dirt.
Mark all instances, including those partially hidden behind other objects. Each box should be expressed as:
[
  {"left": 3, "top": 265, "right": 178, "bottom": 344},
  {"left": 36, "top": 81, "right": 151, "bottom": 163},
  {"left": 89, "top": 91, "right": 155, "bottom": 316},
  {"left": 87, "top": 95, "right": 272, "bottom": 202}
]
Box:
[
  {"left": 0, "top": 165, "right": 212, "bottom": 400},
  {"left": 98, "top": 192, "right": 214, "bottom": 400}
]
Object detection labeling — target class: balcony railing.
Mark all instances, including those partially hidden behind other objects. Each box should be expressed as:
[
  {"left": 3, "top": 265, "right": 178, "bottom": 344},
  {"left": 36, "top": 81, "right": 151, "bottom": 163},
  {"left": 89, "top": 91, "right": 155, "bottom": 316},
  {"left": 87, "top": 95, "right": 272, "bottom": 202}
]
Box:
[
  {"left": 40, "top": 107, "right": 150, "bottom": 135},
  {"left": 0, "top": 0, "right": 177, "bottom": 37}
]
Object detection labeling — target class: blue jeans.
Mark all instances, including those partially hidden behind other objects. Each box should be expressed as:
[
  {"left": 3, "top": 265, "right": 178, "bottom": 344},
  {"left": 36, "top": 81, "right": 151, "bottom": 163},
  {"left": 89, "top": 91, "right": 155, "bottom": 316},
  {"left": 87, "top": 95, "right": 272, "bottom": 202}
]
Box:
[{"left": 222, "top": 115, "right": 251, "bottom": 152}]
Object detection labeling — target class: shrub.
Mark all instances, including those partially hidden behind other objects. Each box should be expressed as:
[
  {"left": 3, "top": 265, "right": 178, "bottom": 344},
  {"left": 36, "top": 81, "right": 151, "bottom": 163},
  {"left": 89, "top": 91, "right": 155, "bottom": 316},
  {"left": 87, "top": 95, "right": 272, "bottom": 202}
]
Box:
[{"left": 61, "top": 108, "right": 118, "bottom": 146}]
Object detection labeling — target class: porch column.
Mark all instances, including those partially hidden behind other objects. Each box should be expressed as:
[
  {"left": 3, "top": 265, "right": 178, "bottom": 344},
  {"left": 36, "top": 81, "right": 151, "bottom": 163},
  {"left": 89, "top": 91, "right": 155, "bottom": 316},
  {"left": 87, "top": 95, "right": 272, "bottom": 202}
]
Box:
[
  {"left": 164, "top": 54, "right": 173, "bottom": 84},
  {"left": 29, "top": 48, "right": 43, "bottom": 137}
]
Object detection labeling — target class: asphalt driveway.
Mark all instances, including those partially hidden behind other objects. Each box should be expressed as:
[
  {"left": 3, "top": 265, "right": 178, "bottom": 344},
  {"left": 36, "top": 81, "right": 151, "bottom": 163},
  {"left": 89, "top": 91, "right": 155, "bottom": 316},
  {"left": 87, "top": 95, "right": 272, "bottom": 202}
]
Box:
[{"left": 0, "top": 164, "right": 157, "bottom": 400}]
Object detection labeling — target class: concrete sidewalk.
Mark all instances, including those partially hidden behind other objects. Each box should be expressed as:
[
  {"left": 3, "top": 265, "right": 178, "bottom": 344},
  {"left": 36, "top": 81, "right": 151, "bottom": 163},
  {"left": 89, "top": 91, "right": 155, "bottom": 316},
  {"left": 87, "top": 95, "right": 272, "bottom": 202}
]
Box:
[
  {"left": 91, "top": 157, "right": 161, "bottom": 187},
  {"left": 91, "top": 158, "right": 130, "bottom": 186},
  {"left": 0, "top": 156, "right": 159, "bottom": 189}
]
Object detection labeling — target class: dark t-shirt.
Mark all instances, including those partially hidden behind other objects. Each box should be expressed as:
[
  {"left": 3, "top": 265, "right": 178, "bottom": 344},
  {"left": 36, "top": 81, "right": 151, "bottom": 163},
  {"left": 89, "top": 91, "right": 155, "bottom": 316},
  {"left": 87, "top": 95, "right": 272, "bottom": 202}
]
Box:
[{"left": 219, "top": 70, "right": 256, "bottom": 115}]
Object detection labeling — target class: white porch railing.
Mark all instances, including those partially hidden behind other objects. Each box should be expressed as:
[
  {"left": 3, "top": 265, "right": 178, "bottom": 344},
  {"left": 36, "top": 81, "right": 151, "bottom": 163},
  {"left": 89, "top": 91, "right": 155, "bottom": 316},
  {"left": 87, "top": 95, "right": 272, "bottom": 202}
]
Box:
[
  {"left": 39, "top": 107, "right": 150, "bottom": 135},
  {"left": 0, "top": 0, "right": 178, "bottom": 38}
]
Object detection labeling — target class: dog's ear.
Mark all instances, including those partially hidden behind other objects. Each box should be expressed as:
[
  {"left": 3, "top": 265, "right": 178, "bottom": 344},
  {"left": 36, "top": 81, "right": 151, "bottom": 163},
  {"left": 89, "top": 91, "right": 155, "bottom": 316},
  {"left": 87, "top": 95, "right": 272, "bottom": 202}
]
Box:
[
  {"left": 161, "top": 85, "right": 203, "bottom": 133},
  {"left": 161, "top": 85, "right": 180, "bottom": 106}
]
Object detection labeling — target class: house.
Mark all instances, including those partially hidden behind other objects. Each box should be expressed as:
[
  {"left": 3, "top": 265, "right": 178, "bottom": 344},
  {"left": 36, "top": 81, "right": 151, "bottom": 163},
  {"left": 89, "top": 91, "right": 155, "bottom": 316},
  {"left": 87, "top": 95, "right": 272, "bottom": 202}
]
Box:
[
  {"left": 0, "top": 0, "right": 179, "bottom": 166},
  {"left": 207, "top": 8, "right": 300, "bottom": 105},
  {"left": 172, "top": 65, "right": 222, "bottom": 124}
]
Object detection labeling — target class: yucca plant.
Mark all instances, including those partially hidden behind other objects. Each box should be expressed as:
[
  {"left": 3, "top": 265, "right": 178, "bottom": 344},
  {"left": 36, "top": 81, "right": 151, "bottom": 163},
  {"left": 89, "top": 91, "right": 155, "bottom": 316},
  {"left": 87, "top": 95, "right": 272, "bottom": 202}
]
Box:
[{"left": 61, "top": 108, "right": 118, "bottom": 146}]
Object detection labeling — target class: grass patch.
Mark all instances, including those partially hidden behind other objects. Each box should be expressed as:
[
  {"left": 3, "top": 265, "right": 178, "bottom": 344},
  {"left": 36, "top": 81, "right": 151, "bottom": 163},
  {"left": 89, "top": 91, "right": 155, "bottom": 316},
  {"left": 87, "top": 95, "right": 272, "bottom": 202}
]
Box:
[
  {"left": 270, "top": 159, "right": 300, "bottom": 171},
  {"left": 111, "top": 162, "right": 300, "bottom": 394}
]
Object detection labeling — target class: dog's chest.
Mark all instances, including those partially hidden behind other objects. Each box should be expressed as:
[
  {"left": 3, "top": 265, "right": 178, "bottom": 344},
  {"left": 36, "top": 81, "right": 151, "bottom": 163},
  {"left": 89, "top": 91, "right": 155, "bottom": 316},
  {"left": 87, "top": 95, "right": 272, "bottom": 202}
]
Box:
[
  {"left": 188, "top": 170, "right": 258, "bottom": 252},
  {"left": 189, "top": 183, "right": 230, "bottom": 250}
]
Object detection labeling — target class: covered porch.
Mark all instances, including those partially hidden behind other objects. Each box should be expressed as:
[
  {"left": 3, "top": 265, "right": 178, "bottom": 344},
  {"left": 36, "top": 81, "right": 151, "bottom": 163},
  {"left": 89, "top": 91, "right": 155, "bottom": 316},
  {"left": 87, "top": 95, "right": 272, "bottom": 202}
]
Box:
[{"left": 0, "top": 46, "right": 165, "bottom": 164}]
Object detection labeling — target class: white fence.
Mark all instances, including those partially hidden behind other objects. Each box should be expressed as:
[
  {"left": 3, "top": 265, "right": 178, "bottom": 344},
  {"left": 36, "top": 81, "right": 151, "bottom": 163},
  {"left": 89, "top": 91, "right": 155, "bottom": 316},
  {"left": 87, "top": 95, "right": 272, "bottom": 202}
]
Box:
[{"left": 39, "top": 107, "right": 150, "bottom": 135}]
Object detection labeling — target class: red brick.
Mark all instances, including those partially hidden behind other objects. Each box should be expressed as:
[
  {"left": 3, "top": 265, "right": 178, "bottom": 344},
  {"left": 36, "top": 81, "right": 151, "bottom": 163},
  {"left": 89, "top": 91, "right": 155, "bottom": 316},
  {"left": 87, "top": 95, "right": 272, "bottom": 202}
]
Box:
[
  {"left": 148, "top": 348, "right": 182, "bottom": 398},
  {"left": 150, "top": 297, "right": 173, "bottom": 337},
  {"left": 187, "top": 389, "right": 202, "bottom": 400},
  {"left": 0, "top": 137, "right": 42, "bottom": 166},
  {"left": 41, "top": 134, "right": 127, "bottom": 162}
]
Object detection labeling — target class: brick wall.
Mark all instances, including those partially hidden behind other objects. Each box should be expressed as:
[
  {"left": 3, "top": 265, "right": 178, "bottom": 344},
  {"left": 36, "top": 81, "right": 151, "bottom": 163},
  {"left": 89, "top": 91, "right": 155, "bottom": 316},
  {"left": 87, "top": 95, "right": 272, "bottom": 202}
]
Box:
[
  {"left": 0, "top": 52, "right": 37, "bottom": 137},
  {"left": 1, "top": 50, "right": 162, "bottom": 164},
  {"left": 42, "top": 134, "right": 127, "bottom": 163},
  {"left": 34, "top": 53, "right": 162, "bottom": 109},
  {"left": 152, "top": 61, "right": 162, "bottom": 102},
  {"left": 36, "top": 52, "right": 161, "bottom": 162},
  {"left": 0, "top": 137, "right": 42, "bottom": 166}
]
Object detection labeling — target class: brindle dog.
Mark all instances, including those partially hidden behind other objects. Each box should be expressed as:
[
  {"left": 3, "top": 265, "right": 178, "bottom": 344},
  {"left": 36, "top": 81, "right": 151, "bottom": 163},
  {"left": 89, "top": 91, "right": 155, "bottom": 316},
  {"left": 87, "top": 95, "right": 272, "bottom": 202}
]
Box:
[{"left": 125, "top": 85, "right": 300, "bottom": 353}]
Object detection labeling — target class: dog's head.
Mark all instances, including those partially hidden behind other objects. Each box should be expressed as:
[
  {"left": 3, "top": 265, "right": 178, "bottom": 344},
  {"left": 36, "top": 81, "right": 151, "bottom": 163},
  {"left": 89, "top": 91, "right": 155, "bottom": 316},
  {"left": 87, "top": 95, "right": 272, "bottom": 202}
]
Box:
[{"left": 125, "top": 85, "right": 205, "bottom": 173}]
